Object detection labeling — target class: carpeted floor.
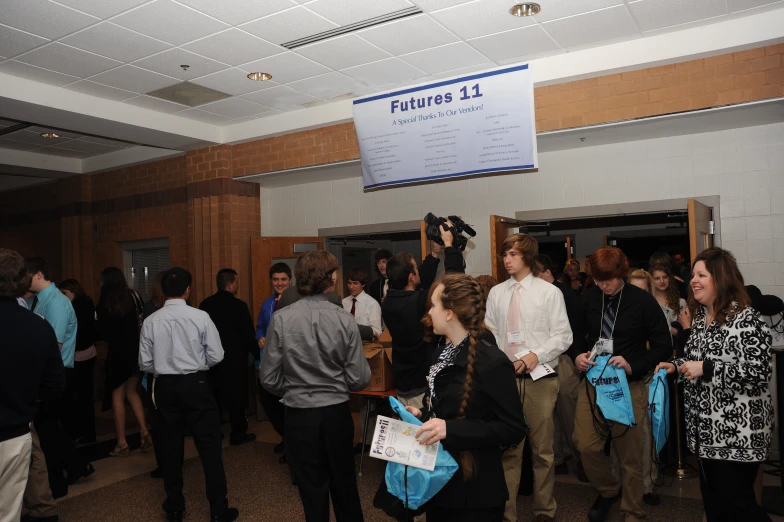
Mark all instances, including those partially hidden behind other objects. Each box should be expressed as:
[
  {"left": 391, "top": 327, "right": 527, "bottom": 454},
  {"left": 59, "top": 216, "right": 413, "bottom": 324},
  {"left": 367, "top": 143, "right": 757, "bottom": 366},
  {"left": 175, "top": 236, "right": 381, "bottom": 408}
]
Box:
[{"left": 58, "top": 441, "right": 706, "bottom": 521}]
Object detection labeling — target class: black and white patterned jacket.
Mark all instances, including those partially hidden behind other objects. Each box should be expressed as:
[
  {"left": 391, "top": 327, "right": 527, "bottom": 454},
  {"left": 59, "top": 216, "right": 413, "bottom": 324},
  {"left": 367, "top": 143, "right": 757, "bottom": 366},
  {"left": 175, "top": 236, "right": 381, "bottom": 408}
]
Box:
[{"left": 673, "top": 304, "right": 773, "bottom": 462}]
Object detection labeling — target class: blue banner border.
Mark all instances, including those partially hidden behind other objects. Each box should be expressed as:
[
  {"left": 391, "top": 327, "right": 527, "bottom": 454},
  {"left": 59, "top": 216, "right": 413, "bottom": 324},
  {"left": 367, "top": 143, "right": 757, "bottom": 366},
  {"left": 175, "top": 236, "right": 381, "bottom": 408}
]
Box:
[
  {"left": 364, "top": 163, "right": 535, "bottom": 190},
  {"left": 353, "top": 64, "right": 529, "bottom": 105}
]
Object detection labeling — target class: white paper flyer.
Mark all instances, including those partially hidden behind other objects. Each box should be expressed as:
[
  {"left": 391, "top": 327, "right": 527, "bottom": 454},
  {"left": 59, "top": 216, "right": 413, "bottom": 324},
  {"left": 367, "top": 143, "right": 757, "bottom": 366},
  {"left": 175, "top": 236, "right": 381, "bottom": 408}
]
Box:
[{"left": 369, "top": 415, "right": 439, "bottom": 471}]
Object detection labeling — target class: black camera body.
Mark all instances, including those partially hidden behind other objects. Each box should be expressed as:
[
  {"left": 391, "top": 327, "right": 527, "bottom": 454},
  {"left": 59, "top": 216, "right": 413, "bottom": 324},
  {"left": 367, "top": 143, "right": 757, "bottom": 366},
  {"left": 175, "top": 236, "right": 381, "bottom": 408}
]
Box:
[{"left": 424, "top": 213, "right": 477, "bottom": 252}]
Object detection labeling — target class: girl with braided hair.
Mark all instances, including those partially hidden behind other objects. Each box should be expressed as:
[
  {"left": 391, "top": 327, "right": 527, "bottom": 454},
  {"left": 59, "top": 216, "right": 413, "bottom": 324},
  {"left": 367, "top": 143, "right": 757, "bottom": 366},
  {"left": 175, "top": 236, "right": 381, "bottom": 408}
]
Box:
[{"left": 406, "top": 273, "right": 528, "bottom": 522}]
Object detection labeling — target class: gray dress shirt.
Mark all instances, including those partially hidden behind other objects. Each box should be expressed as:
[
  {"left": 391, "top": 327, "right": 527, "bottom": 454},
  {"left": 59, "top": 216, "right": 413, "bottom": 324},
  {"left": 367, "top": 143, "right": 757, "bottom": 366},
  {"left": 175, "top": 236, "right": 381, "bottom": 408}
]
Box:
[
  {"left": 260, "top": 294, "right": 371, "bottom": 409},
  {"left": 139, "top": 299, "right": 224, "bottom": 376}
]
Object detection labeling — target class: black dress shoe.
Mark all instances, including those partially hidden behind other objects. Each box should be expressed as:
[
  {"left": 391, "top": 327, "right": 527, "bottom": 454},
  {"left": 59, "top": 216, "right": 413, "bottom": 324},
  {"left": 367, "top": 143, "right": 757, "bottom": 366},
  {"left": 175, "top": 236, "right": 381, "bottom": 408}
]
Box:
[
  {"left": 67, "top": 463, "right": 95, "bottom": 484},
  {"left": 230, "top": 433, "right": 256, "bottom": 446},
  {"left": 279, "top": 455, "right": 287, "bottom": 464},
  {"left": 211, "top": 507, "right": 239, "bottom": 522},
  {"left": 643, "top": 492, "right": 661, "bottom": 506},
  {"left": 588, "top": 493, "right": 619, "bottom": 522},
  {"left": 22, "top": 515, "right": 59, "bottom": 522},
  {"left": 150, "top": 466, "right": 164, "bottom": 478},
  {"left": 166, "top": 510, "right": 184, "bottom": 522},
  {"left": 273, "top": 441, "right": 285, "bottom": 454}
]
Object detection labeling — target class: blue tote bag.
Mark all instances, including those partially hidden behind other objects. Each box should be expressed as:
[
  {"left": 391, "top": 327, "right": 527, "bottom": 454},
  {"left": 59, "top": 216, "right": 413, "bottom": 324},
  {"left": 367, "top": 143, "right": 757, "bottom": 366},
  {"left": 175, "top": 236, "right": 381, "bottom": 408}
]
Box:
[
  {"left": 587, "top": 354, "right": 636, "bottom": 427},
  {"left": 647, "top": 369, "right": 670, "bottom": 455},
  {"left": 382, "top": 396, "right": 459, "bottom": 510}
]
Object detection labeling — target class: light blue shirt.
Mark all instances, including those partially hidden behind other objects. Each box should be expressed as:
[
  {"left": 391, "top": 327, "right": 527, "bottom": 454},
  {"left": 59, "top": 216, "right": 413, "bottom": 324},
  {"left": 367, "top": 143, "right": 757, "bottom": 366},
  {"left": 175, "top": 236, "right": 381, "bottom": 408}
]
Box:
[
  {"left": 30, "top": 283, "right": 77, "bottom": 368},
  {"left": 139, "top": 299, "right": 224, "bottom": 377}
]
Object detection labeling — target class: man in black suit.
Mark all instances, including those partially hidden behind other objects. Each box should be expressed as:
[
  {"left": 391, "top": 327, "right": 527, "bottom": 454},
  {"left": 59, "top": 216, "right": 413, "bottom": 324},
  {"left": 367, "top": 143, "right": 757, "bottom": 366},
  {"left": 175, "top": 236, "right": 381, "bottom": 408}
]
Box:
[
  {"left": 368, "top": 249, "right": 393, "bottom": 304},
  {"left": 199, "top": 269, "right": 259, "bottom": 446}
]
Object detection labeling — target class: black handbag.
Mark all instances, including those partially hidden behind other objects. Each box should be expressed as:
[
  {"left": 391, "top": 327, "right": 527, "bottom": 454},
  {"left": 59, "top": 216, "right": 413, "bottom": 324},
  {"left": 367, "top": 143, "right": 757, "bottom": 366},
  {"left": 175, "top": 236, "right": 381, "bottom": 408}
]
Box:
[{"left": 372, "top": 465, "right": 425, "bottom": 521}]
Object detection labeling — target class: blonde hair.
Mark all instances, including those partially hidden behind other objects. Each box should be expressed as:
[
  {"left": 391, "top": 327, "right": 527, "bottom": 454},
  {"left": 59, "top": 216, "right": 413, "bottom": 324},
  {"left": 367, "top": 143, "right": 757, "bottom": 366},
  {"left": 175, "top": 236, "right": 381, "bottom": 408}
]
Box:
[{"left": 628, "top": 269, "right": 654, "bottom": 294}]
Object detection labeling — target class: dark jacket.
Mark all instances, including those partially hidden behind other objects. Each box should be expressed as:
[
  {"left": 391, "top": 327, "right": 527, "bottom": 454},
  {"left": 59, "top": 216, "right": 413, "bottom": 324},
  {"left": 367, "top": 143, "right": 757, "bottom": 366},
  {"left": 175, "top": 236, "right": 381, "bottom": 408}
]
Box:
[
  {"left": 0, "top": 297, "right": 65, "bottom": 442},
  {"left": 368, "top": 277, "right": 388, "bottom": 305},
  {"left": 553, "top": 280, "right": 586, "bottom": 362},
  {"left": 381, "top": 247, "right": 465, "bottom": 396},
  {"left": 72, "top": 295, "right": 96, "bottom": 352},
  {"left": 421, "top": 332, "right": 528, "bottom": 509},
  {"left": 199, "top": 290, "right": 259, "bottom": 408}
]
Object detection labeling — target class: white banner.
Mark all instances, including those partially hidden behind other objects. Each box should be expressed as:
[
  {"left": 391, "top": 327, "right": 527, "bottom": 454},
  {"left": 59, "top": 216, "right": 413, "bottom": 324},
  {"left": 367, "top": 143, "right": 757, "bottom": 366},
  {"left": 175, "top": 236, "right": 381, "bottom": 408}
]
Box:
[{"left": 353, "top": 64, "right": 537, "bottom": 190}]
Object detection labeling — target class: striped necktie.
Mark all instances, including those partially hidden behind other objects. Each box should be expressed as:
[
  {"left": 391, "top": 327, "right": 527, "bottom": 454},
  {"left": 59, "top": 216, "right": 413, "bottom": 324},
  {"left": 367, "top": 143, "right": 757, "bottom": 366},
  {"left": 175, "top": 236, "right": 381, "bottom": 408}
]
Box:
[{"left": 601, "top": 294, "right": 617, "bottom": 339}]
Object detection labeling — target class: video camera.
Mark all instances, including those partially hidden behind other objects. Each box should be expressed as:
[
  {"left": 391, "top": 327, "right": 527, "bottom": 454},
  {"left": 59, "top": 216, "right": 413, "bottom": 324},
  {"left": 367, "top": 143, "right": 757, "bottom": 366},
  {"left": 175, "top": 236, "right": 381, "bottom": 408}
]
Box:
[{"left": 423, "top": 213, "right": 477, "bottom": 252}]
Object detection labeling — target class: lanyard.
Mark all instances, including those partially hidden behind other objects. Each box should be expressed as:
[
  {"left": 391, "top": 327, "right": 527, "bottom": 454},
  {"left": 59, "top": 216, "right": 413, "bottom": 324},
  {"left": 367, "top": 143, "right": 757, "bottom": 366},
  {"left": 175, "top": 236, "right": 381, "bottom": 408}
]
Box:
[{"left": 599, "top": 285, "right": 624, "bottom": 340}]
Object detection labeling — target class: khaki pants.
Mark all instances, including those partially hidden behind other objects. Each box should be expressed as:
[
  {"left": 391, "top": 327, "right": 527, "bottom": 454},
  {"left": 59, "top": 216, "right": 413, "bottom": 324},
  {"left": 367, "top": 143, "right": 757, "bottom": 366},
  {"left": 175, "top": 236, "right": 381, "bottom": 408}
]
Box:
[
  {"left": 503, "top": 375, "right": 559, "bottom": 521},
  {"left": 574, "top": 378, "right": 647, "bottom": 521},
  {"left": 0, "top": 432, "right": 32, "bottom": 522},
  {"left": 554, "top": 355, "right": 581, "bottom": 465},
  {"left": 22, "top": 425, "right": 57, "bottom": 519},
  {"left": 397, "top": 393, "right": 425, "bottom": 410}
]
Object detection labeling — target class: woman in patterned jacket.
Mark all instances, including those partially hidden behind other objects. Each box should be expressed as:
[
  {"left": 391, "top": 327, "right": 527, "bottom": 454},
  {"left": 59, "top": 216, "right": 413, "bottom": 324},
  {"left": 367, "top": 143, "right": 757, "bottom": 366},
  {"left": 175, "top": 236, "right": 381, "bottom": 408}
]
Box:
[{"left": 656, "top": 247, "right": 773, "bottom": 522}]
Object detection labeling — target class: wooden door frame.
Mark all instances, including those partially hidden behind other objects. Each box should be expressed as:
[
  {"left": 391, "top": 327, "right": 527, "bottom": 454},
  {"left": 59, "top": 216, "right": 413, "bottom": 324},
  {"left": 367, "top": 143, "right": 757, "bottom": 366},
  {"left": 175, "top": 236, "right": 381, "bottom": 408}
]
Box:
[
  {"left": 688, "top": 198, "right": 714, "bottom": 263},
  {"left": 490, "top": 215, "right": 526, "bottom": 282}
]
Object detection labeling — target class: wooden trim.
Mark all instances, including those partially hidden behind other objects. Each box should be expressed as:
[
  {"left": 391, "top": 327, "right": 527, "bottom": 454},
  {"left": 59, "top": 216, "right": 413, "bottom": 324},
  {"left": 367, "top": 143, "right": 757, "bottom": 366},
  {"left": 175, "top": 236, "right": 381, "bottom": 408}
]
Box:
[
  {"left": 687, "top": 199, "right": 713, "bottom": 263},
  {"left": 420, "top": 220, "right": 428, "bottom": 262}
]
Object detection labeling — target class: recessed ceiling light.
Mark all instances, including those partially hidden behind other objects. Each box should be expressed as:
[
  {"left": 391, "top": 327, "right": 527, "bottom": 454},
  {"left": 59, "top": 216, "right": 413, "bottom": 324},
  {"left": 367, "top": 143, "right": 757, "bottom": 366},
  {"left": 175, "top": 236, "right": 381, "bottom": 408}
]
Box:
[
  {"left": 509, "top": 2, "right": 541, "bottom": 16},
  {"left": 247, "top": 72, "right": 272, "bottom": 81},
  {"left": 40, "top": 133, "right": 60, "bottom": 138}
]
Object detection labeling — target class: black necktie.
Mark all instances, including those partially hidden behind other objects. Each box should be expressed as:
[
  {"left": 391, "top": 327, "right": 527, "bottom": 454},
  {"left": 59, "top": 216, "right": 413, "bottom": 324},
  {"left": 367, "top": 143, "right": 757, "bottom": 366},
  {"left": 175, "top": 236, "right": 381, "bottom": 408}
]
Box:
[
  {"left": 601, "top": 295, "right": 617, "bottom": 339},
  {"left": 351, "top": 298, "right": 356, "bottom": 316},
  {"left": 31, "top": 295, "right": 39, "bottom": 312}
]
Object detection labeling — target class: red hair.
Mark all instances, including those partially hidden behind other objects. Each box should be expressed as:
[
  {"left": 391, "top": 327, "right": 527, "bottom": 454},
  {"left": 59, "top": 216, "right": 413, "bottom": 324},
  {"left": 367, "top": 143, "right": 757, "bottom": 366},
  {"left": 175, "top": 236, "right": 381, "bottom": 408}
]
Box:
[{"left": 588, "top": 247, "right": 629, "bottom": 281}]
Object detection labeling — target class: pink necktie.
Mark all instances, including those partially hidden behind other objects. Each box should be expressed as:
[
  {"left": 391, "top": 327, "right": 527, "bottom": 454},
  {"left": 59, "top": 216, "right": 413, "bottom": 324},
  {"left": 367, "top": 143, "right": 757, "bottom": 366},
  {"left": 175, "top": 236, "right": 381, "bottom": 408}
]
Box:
[{"left": 504, "top": 282, "right": 522, "bottom": 361}]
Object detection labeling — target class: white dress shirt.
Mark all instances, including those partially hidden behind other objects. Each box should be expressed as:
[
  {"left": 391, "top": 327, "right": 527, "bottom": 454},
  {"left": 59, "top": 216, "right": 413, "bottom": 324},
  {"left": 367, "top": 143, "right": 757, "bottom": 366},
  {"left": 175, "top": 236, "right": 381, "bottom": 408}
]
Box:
[
  {"left": 343, "top": 290, "right": 383, "bottom": 336},
  {"left": 485, "top": 273, "right": 573, "bottom": 368},
  {"left": 138, "top": 299, "right": 224, "bottom": 377}
]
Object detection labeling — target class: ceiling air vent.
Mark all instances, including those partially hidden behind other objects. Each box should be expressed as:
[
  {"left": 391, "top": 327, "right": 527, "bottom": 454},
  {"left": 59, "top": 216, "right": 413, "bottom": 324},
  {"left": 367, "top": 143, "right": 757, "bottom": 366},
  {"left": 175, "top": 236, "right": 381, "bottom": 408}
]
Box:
[
  {"left": 281, "top": 6, "right": 423, "bottom": 49},
  {"left": 146, "top": 82, "right": 232, "bottom": 108}
]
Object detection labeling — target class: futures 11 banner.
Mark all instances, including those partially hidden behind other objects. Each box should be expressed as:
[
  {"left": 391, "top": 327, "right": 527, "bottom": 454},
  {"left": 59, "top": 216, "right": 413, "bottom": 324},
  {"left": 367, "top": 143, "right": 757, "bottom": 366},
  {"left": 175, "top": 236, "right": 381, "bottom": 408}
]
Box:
[{"left": 353, "top": 64, "right": 537, "bottom": 190}]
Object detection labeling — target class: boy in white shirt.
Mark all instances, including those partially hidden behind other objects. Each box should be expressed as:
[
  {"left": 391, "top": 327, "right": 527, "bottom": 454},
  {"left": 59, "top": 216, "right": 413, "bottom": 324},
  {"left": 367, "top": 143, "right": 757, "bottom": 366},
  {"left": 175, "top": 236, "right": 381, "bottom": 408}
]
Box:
[
  {"left": 342, "top": 268, "right": 382, "bottom": 338},
  {"left": 485, "top": 233, "right": 573, "bottom": 522}
]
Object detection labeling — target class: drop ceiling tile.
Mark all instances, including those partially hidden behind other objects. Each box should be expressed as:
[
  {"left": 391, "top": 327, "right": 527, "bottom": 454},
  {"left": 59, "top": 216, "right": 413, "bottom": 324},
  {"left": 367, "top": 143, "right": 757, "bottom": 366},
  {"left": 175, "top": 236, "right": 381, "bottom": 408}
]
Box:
[
  {"left": 358, "top": 15, "right": 458, "bottom": 55},
  {"left": 400, "top": 42, "right": 489, "bottom": 75},
  {"left": 53, "top": 140, "right": 120, "bottom": 154},
  {"left": 199, "top": 97, "right": 275, "bottom": 118},
  {"left": 305, "top": 0, "right": 413, "bottom": 26},
  {"left": 628, "top": 0, "right": 727, "bottom": 32},
  {"left": 296, "top": 34, "right": 390, "bottom": 70},
  {"left": 191, "top": 68, "right": 278, "bottom": 96},
  {"left": 241, "top": 85, "right": 318, "bottom": 108},
  {"left": 0, "top": 139, "right": 44, "bottom": 152},
  {"left": 431, "top": 0, "right": 536, "bottom": 40},
  {"left": 111, "top": 0, "right": 230, "bottom": 46},
  {"left": 730, "top": 0, "right": 784, "bottom": 11},
  {"left": 4, "top": 131, "right": 77, "bottom": 146},
  {"left": 533, "top": 0, "right": 624, "bottom": 22},
  {"left": 53, "top": 0, "right": 153, "bottom": 19},
  {"left": 468, "top": 25, "right": 559, "bottom": 61},
  {"left": 175, "top": 108, "right": 233, "bottom": 124},
  {"left": 123, "top": 95, "right": 190, "bottom": 113},
  {"left": 15, "top": 42, "right": 122, "bottom": 78},
  {"left": 182, "top": 28, "right": 282, "bottom": 67},
  {"left": 0, "top": 60, "right": 80, "bottom": 86},
  {"left": 543, "top": 5, "right": 639, "bottom": 48},
  {"left": 89, "top": 65, "right": 180, "bottom": 93},
  {"left": 411, "top": 0, "right": 474, "bottom": 12},
  {"left": 0, "top": 0, "right": 99, "bottom": 40},
  {"left": 64, "top": 80, "right": 138, "bottom": 101},
  {"left": 430, "top": 62, "right": 495, "bottom": 79},
  {"left": 286, "top": 72, "right": 373, "bottom": 98},
  {"left": 340, "top": 57, "right": 427, "bottom": 86},
  {"left": 0, "top": 24, "right": 49, "bottom": 59},
  {"left": 240, "top": 52, "right": 330, "bottom": 83},
  {"left": 60, "top": 22, "right": 171, "bottom": 63},
  {"left": 240, "top": 6, "right": 338, "bottom": 45},
  {"left": 78, "top": 136, "right": 134, "bottom": 148},
  {"left": 133, "top": 48, "right": 228, "bottom": 80},
  {"left": 175, "top": 0, "right": 296, "bottom": 26}
]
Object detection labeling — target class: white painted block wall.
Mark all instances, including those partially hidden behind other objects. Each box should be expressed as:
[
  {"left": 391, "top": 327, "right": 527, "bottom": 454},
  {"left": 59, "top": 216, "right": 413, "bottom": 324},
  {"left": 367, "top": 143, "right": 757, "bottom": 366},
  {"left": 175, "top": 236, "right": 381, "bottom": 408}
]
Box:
[{"left": 261, "top": 122, "right": 784, "bottom": 300}]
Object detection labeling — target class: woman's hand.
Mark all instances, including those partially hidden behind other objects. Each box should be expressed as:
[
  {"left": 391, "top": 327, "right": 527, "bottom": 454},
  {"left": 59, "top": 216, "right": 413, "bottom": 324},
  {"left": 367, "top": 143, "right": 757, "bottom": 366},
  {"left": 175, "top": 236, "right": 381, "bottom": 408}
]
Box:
[
  {"left": 405, "top": 406, "right": 422, "bottom": 419},
  {"left": 679, "top": 361, "right": 704, "bottom": 380},
  {"left": 608, "top": 355, "right": 632, "bottom": 376},
  {"left": 416, "top": 418, "right": 446, "bottom": 446},
  {"left": 655, "top": 362, "right": 676, "bottom": 375},
  {"left": 575, "top": 351, "right": 597, "bottom": 372},
  {"left": 679, "top": 308, "right": 692, "bottom": 329}
]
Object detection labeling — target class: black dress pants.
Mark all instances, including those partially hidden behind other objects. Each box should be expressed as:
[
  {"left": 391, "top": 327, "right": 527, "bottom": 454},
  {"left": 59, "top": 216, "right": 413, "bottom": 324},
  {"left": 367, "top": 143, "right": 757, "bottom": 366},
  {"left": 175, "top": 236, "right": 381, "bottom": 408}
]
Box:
[
  {"left": 156, "top": 372, "right": 229, "bottom": 517},
  {"left": 699, "top": 459, "right": 770, "bottom": 522},
  {"left": 71, "top": 357, "right": 96, "bottom": 441},
  {"left": 259, "top": 386, "right": 285, "bottom": 438},
  {"left": 285, "top": 401, "right": 363, "bottom": 522}
]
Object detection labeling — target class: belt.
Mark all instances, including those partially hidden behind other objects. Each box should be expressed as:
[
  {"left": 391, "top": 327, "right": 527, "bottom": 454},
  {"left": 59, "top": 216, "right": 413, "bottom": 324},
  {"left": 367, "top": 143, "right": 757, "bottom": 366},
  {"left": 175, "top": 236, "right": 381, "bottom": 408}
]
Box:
[{"left": 156, "top": 370, "right": 209, "bottom": 380}]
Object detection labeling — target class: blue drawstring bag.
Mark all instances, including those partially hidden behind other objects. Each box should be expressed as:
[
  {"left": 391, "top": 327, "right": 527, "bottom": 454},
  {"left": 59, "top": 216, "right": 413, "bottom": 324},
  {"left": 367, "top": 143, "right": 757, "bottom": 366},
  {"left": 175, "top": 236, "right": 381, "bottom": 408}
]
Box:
[
  {"left": 587, "top": 354, "right": 636, "bottom": 427},
  {"left": 382, "top": 396, "right": 459, "bottom": 511},
  {"left": 648, "top": 369, "right": 670, "bottom": 455}
]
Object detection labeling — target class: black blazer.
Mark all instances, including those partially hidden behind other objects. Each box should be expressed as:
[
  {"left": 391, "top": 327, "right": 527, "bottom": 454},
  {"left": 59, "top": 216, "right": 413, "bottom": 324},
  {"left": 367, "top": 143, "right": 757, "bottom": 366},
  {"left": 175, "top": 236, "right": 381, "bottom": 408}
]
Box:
[
  {"left": 368, "top": 277, "right": 387, "bottom": 305},
  {"left": 421, "top": 332, "right": 528, "bottom": 509}
]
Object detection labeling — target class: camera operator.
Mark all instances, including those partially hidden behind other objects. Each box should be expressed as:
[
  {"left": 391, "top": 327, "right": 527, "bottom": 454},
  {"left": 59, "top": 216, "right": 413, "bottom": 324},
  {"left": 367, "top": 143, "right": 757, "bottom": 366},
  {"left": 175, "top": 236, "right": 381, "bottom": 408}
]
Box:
[{"left": 382, "top": 222, "right": 465, "bottom": 410}]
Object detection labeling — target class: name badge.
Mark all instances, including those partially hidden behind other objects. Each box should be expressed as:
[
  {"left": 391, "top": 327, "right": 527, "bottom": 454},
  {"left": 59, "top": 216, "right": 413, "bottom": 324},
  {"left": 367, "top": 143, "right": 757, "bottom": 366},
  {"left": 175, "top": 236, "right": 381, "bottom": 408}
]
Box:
[
  {"left": 591, "top": 338, "right": 614, "bottom": 359},
  {"left": 507, "top": 331, "right": 525, "bottom": 346}
]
